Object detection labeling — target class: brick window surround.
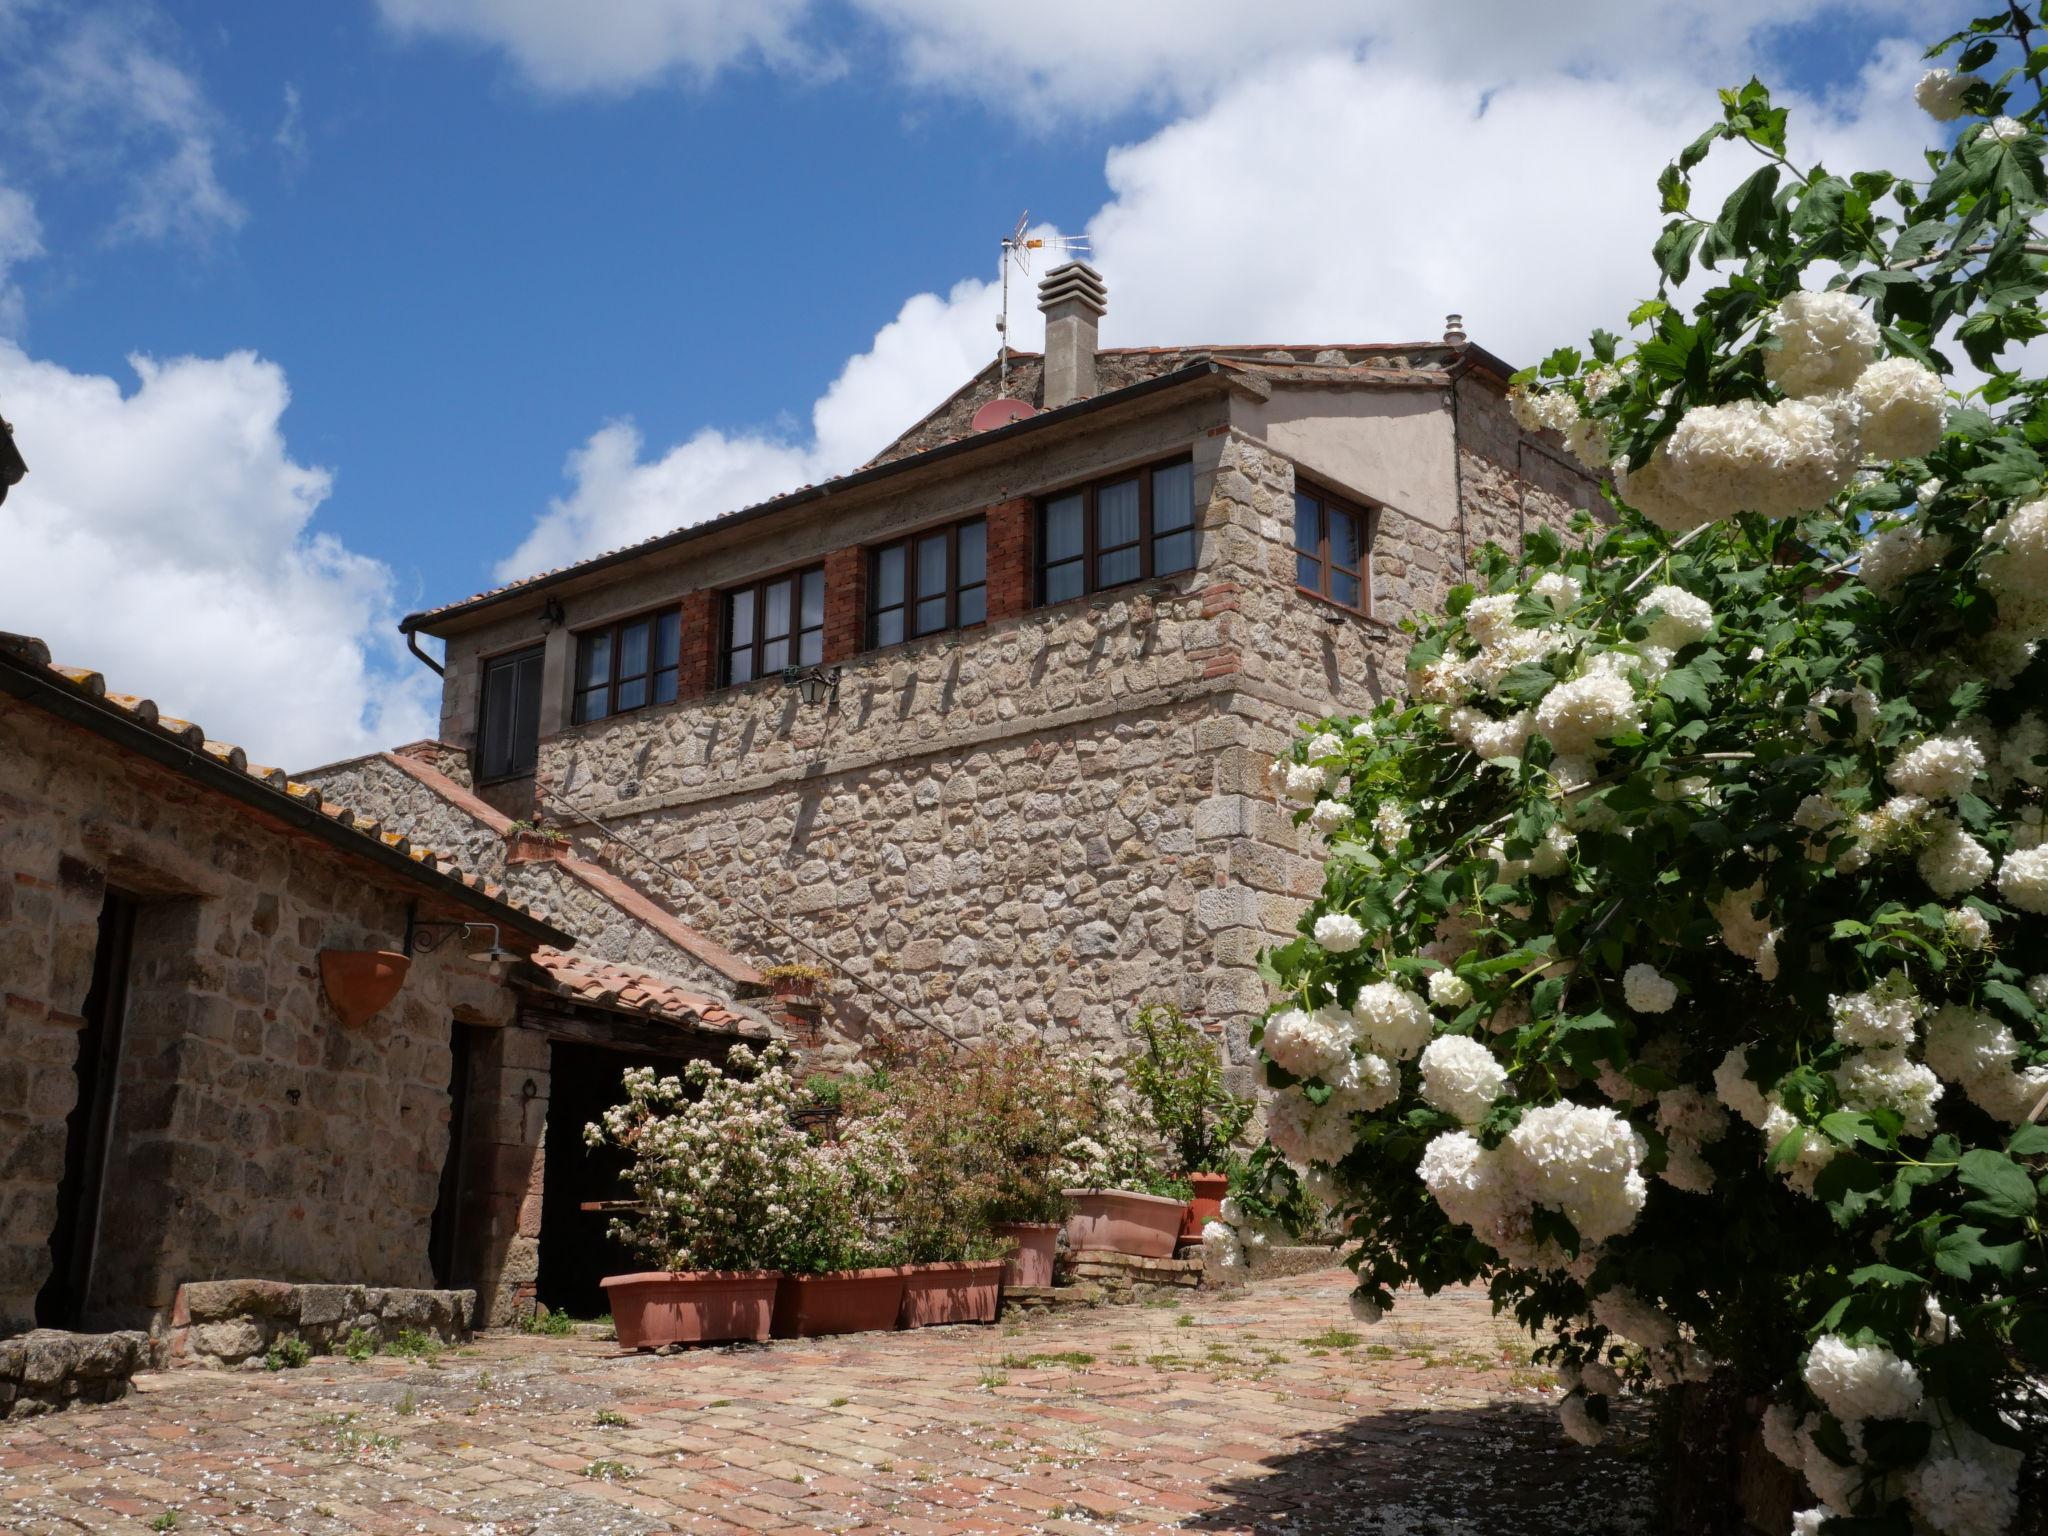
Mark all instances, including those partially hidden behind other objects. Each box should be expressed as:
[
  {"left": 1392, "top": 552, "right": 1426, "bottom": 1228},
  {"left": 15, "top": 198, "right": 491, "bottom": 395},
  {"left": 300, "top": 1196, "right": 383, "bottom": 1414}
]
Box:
[
  {"left": 868, "top": 516, "right": 987, "bottom": 648},
  {"left": 571, "top": 608, "right": 682, "bottom": 725},
  {"left": 720, "top": 566, "right": 825, "bottom": 687},
  {"left": 1036, "top": 456, "right": 1195, "bottom": 606}
]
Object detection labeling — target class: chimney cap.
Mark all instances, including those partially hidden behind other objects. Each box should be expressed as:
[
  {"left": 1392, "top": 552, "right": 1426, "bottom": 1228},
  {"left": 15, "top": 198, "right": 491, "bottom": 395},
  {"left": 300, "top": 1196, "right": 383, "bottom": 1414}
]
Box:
[
  {"left": 1442, "top": 313, "right": 1468, "bottom": 345},
  {"left": 1039, "top": 260, "right": 1108, "bottom": 318}
]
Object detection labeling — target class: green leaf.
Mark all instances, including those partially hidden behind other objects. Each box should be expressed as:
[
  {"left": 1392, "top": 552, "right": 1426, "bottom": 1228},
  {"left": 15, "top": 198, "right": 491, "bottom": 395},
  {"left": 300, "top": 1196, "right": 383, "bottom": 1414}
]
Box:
[
  {"left": 1958, "top": 1149, "right": 2038, "bottom": 1221},
  {"left": 1714, "top": 165, "right": 1782, "bottom": 257},
  {"left": 1934, "top": 1225, "right": 2026, "bottom": 1280},
  {"left": 1845, "top": 1263, "right": 1923, "bottom": 1288},
  {"left": 1652, "top": 221, "right": 1707, "bottom": 288},
  {"left": 2009, "top": 1124, "right": 2048, "bottom": 1158}
]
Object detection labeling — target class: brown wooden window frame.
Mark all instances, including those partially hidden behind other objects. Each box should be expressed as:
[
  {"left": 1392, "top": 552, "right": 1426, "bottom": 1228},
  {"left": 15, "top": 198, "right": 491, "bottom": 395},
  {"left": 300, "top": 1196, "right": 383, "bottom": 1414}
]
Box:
[
  {"left": 1035, "top": 455, "right": 1197, "bottom": 607},
  {"left": 1292, "top": 483, "right": 1372, "bottom": 616},
  {"left": 477, "top": 643, "right": 546, "bottom": 781},
  {"left": 572, "top": 606, "right": 683, "bottom": 726},
  {"left": 869, "top": 516, "right": 987, "bottom": 649},
  {"left": 721, "top": 565, "right": 825, "bottom": 688}
]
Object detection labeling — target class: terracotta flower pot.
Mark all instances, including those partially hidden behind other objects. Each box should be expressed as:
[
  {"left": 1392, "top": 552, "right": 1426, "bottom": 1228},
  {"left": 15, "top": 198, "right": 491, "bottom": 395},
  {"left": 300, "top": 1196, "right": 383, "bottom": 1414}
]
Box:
[
  {"left": 1178, "top": 1172, "right": 1230, "bottom": 1243},
  {"left": 771, "top": 1267, "right": 910, "bottom": 1338},
  {"left": 898, "top": 1262, "right": 1004, "bottom": 1328},
  {"left": 1062, "top": 1189, "right": 1186, "bottom": 1260},
  {"left": 318, "top": 949, "right": 410, "bottom": 1028},
  {"left": 600, "top": 1271, "right": 779, "bottom": 1349},
  {"left": 992, "top": 1222, "right": 1059, "bottom": 1287}
]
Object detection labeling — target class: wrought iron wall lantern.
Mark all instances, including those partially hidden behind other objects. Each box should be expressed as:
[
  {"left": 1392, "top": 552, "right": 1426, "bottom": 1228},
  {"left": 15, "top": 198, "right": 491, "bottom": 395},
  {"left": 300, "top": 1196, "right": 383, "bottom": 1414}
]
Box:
[
  {"left": 404, "top": 906, "right": 521, "bottom": 978},
  {"left": 782, "top": 664, "right": 841, "bottom": 707}
]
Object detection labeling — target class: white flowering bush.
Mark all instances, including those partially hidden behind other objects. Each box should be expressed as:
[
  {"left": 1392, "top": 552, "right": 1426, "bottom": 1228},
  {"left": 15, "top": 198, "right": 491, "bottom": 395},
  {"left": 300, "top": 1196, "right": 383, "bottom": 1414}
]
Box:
[
  {"left": 1256, "top": 21, "right": 2047, "bottom": 1534},
  {"left": 587, "top": 1043, "right": 905, "bottom": 1275}
]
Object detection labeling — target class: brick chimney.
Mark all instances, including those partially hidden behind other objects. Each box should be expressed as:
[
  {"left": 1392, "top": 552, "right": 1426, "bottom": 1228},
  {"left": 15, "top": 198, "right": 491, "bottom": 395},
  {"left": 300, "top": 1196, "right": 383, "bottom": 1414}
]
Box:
[{"left": 1038, "top": 261, "right": 1108, "bottom": 410}]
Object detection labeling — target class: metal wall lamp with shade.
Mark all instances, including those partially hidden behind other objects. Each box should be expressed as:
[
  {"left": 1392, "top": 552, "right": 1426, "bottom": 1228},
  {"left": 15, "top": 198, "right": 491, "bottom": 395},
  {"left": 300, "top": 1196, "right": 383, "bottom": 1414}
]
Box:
[{"left": 782, "top": 664, "right": 841, "bottom": 707}]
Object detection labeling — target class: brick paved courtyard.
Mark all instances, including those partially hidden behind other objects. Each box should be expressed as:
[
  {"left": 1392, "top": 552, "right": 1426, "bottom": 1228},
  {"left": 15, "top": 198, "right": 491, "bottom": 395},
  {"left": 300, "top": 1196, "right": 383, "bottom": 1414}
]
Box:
[{"left": 1, "top": 1270, "right": 1657, "bottom": 1535}]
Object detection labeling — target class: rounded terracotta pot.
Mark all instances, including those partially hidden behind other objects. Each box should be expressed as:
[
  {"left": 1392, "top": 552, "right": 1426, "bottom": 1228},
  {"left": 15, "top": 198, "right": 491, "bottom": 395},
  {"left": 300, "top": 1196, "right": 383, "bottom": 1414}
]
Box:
[
  {"left": 319, "top": 949, "right": 410, "bottom": 1028},
  {"left": 600, "top": 1270, "right": 779, "bottom": 1350},
  {"left": 991, "top": 1222, "right": 1059, "bottom": 1288},
  {"left": 1062, "top": 1189, "right": 1185, "bottom": 1260},
  {"left": 1178, "top": 1172, "right": 1230, "bottom": 1243}
]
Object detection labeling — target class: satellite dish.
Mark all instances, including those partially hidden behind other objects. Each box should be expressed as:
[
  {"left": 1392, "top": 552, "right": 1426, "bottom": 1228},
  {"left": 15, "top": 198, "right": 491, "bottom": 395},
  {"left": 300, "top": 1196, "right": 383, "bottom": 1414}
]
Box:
[{"left": 971, "top": 397, "right": 1037, "bottom": 432}]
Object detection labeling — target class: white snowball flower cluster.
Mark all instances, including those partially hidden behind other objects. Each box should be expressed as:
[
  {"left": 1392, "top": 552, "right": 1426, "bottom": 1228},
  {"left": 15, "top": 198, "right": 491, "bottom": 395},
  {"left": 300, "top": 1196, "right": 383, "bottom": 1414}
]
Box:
[
  {"left": 1635, "top": 585, "right": 1714, "bottom": 650},
  {"left": 1860, "top": 519, "right": 1952, "bottom": 599},
  {"left": 1663, "top": 395, "right": 1865, "bottom": 520},
  {"left": 1504, "top": 1103, "right": 1650, "bottom": 1244},
  {"left": 1986, "top": 114, "right": 2027, "bottom": 143},
  {"left": 1655, "top": 1086, "right": 1730, "bottom": 1194},
  {"left": 1509, "top": 385, "right": 1579, "bottom": 435},
  {"left": 1266, "top": 1088, "right": 1361, "bottom": 1166},
  {"left": 1855, "top": 357, "right": 1947, "bottom": 460},
  {"left": 1201, "top": 1219, "right": 1244, "bottom": 1272},
  {"left": 1979, "top": 497, "right": 2048, "bottom": 638},
  {"left": 1427, "top": 968, "right": 1472, "bottom": 1008},
  {"left": 1887, "top": 735, "right": 1985, "bottom": 800},
  {"left": 1946, "top": 905, "right": 1992, "bottom": 950},
  {"left": 1263, "top": 1006, "right": 1354, "bottom": 1080},
  {"left": 1803, "top": 1334, "right": 1923, "bottom": 1422},
  {"left": 1766, "top": 290, "right": 1882, "bottom": 398},
  {"left": 1346, "top": 1289, "right": 1387, "bottom": 1325},
  {"left": 2000, "top": 712, "right": 2047, "bottom": 786},
  {"left": 1622, "top": 963, "right": 1677, "bottom": 1014},
  {"left": 1417, "top": 1130, "right": 1511, "bottom": 1234},
  {"left": 1308, "top": 797, "right": 1349, "bottom": 834},
  {"left": 1920, "top": 817, "right": 1994, "bottom": 897},
  {"left": 1834, "top": 1050, "right": 1944, "bottom": 1136},
  {"left": 1447, "top": 705, "right": 1534, "bottom": 762},
  {"left": 1925, "top": 1004, "right": 2048, "bottom": 1122},
  {"left": 1326, "top": 1049, "right": 1399, "bottom": 1113},
  {"left": 1371, "top": 801, "right": 1411, "bottom": 848},
  {"left": 1557, "top": 1393, "right": 1604, "bottom": 1446},
  {"left": 1712, "top": 1046, "right": 1773, "bottom": 1127},
  {"left": 1760, "top": 1101, "right": 1838, "bottom": 1194},
  {"left": 1353, "top": 980, "right": 1435, "bottom": 1059},
  {"left": 1314, "top": 912, "right": 1366, "bottom": 953},
  {"left": 1712, "top": 883, "right": 1782, "bottom": 980},
  {"left": 1532, "top": 570, "right": 1583, "bottom": 607},
  {"left": 1565, "top": 416, "right": 1612, "bottom": 469},
  {"left": 1464, "top": 592, "right": 1522, "bottom": 646},
  {"left": 1997, "top": 844, "right": 2048, "bottom": 912},
  {"left": 1915, "top": 67, "right": 1977, "bottom": 120},
  {"left": 1829, "top": 972, "right": 1930, "bottom": 1050},
  {"left": 1591, "top": 1286, "right": 1681, "bottom": 1353},
  {"left": 1418, "top": 1034, "right": 1510, "bottom": 1123},
  {"left": 1904, "top": 1420, "right": 2024, "bottom": 1536},
  {"left": 1534, "top": 670, "right": 1643, "bottom": 755},
  {"left": 1277, "top": 760, "right": 1327, "bottom": 803}
]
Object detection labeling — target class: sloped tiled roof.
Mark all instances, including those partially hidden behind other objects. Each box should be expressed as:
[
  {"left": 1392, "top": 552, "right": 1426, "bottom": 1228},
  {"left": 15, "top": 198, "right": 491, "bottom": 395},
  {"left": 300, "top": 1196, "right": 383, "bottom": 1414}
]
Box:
[
  {"left": 402, "top": 337, "right": 1515, "bottom": 637},
  {"left": 525, "top": 947, "right": 769, "bottom": 1038},
  {"left": 0, "top": 631, "right": 570, "bottom": 945}
]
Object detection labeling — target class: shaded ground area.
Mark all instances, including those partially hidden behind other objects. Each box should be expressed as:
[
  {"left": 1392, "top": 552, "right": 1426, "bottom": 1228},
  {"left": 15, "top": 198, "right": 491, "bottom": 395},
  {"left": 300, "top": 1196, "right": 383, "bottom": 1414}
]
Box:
[{"left": 0, "top": 1270, "right": 1656, "bottom": 1535}]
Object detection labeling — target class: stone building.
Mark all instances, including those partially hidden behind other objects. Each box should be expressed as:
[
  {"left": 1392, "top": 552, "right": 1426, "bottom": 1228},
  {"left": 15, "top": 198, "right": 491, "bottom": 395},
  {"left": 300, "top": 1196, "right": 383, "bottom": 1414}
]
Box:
[
  {"left": 0, "top": 631, "right": 769, "bottom": 1373},
  {"left": 312, "top": 267, "right": 1604, "bottom": 1080}
]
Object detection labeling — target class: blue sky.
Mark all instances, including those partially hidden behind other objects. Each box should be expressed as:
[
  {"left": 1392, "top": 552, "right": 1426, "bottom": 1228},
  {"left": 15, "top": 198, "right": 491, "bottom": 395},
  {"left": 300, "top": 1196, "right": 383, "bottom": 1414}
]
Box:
[{"left": 0, "top": 0, "right": 1967, "bottom": 763}]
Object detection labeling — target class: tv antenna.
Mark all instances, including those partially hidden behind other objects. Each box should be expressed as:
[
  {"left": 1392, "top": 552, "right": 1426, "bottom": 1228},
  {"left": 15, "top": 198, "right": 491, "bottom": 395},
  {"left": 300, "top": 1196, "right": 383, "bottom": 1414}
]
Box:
[{"left": 997, "top": 211, "right": 1089, "bottom": 396}]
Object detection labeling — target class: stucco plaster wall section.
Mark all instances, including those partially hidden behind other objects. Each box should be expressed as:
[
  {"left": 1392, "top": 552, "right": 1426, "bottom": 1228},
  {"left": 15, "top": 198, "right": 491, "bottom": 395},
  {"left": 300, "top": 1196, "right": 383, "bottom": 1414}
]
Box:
[{"left": 0, "top": 696, "right": 516, "bottom": 1334}]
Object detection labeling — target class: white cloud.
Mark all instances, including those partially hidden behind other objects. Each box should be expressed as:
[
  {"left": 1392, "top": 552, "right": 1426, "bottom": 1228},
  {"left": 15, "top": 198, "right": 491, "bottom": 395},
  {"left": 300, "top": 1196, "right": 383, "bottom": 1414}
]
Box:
[
  {"left": 0, "top": 343, "right": 436, "bottom": 768},
  {"left": 373, "top": 0, "right": 817, "bottom": 93},
  {"left": 6, "top": 5, "right": 243, "bottom": 246},
  {"left": 273, "top": 82, "right": 307, "bottom": 177},
  {"left": 0, "top": 181, "right": 41, "bottom": 336},
  {"left": 496, "top": 13, "right": 1960, "bottom": 576}
]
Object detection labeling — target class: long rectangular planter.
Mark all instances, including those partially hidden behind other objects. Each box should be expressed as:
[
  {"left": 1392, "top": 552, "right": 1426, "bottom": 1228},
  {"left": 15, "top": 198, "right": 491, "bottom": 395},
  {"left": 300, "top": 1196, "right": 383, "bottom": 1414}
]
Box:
[
  {"left": 771, "top": 1267, "right": 911, "bottom": 1339},
  {"left": 899, "top": 1262, "right": 1004, "bottom": 1328},
  {"left": 1061, "top": 1188, "right": 1186, "bottom": 1260},
  {"left": 600, "top": 1271, "right": 779, "bottom": 1349}
]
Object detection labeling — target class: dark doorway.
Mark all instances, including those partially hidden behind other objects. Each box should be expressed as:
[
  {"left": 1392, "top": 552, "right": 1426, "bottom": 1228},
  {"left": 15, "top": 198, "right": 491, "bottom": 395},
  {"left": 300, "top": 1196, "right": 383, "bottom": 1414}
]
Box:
[
  {"left": 537, "top": 1040, "right": 703, "bottom": 1318},
  {"left": 38, "top": 890, "right": 138, "bottom": 1328},
  {"left": 428, "top": 1022, "right": 489, "bottom": 1290}
]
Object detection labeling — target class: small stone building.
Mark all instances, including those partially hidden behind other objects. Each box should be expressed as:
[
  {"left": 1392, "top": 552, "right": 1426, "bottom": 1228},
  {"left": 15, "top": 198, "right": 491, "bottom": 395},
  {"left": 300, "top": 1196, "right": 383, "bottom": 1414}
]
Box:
[
  {"left": 0, "top": 632, "right": 769, "bottom": 1359},
  {"left": 313, "top": 268, "right": 1604, "bottom": 1081}
]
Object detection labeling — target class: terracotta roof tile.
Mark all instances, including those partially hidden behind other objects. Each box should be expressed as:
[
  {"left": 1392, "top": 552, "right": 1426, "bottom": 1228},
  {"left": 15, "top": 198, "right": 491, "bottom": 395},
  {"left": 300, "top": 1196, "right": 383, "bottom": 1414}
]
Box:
[
  {"left": 526, "top": 947, "right": 769, "bottom": 1038},
  {"left": 0, "top": 630, "right": 559, "bottom": 937}
]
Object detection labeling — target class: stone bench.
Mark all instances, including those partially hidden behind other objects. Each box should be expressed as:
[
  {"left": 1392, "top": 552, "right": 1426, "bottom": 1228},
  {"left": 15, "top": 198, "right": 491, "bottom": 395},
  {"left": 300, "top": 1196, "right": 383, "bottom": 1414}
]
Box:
[
  {"left": 0, "top": 1329, "right": 156, "bottom": 1418},
  {"left": 166, "top": 1280, "right": 476, "bottom": 1369}
]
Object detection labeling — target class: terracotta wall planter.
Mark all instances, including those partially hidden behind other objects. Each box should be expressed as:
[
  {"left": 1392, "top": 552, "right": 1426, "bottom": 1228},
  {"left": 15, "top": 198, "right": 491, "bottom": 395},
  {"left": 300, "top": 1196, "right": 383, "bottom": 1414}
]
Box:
[
  {"left": 1062, "top": 1189, "right": 1185, "bottom": 1260},
  {"left": 899, "top": 1262, "right": 1004, "bottom": 1328},
  {"left": 771, "top": 1267, "right": 910, "bottom": 1338},
  {"left": 600, "top": 1271, "right": 779, "bottom": 1349},
  {"left": 991, "top": 1221, "right": 1059, "bottom": 1287},
  {"left": 1178, "top": 1173, "right": 1230, "bottom": 1243},
  {"left": 318, "top": 949, "right": 410, "bottom": 1028}
]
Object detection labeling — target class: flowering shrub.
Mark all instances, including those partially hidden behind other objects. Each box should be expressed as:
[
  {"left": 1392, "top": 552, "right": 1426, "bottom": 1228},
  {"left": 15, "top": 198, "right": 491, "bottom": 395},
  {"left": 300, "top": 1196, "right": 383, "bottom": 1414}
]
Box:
[
  {"left": 1123, "top": 1002, "right": 1254, "bottom": 1176},
  {"left": 1254, "top": 19, "right": 2046, "bottom": 1534},
  {"left": 586, "top": 1043, "right": 904, "bottom": 1274}
]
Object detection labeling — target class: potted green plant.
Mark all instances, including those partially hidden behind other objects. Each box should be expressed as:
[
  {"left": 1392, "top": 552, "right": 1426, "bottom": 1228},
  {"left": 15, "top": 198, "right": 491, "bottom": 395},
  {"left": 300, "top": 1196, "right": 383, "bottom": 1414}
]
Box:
[
  {"left": 768, "top": 1105, "right": 914, "bottom": 1338},
  {"left": 586, "top": 1044, "right": 814, "bottom": 1348},
  {"left": 1054, "top": 1048, "right": 1186, "bottom": 1260},
  {"left": 1122, "top": 1002, "right": 1253, "bottom": 1242},
  {"left": 761, "top": 961, "right": 830, "bottom": 1001}
]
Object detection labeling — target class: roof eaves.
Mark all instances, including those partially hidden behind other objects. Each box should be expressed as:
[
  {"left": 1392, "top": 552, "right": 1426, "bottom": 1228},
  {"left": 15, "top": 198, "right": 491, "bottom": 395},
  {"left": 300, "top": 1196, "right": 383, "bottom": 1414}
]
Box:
[
  {"left": 0, "top": 635, "right": 572, "bottom": 948},
  {"left": 403, "top": 360, "right": 1230, "bottom": 636}
]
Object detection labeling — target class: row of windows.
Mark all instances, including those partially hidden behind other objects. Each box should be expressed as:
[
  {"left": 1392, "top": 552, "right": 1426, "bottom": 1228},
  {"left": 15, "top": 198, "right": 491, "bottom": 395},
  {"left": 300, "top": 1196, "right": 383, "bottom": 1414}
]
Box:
[{"left": 538, "top": 458, "right": 1373, "bottom": 736}]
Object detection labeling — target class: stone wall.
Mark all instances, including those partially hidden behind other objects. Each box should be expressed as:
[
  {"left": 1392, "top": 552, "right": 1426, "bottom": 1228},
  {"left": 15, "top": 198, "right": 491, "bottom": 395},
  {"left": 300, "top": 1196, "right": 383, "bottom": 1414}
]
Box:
[
  {"left": 0, "top": 1329, "right": 155, "bottom": 1418},
  {"left": 165, "top": 1278, "right": 473, "bottom": 1368},
  {"left": 0, "top": 695, "right": 518, "bottom": 1334}
]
